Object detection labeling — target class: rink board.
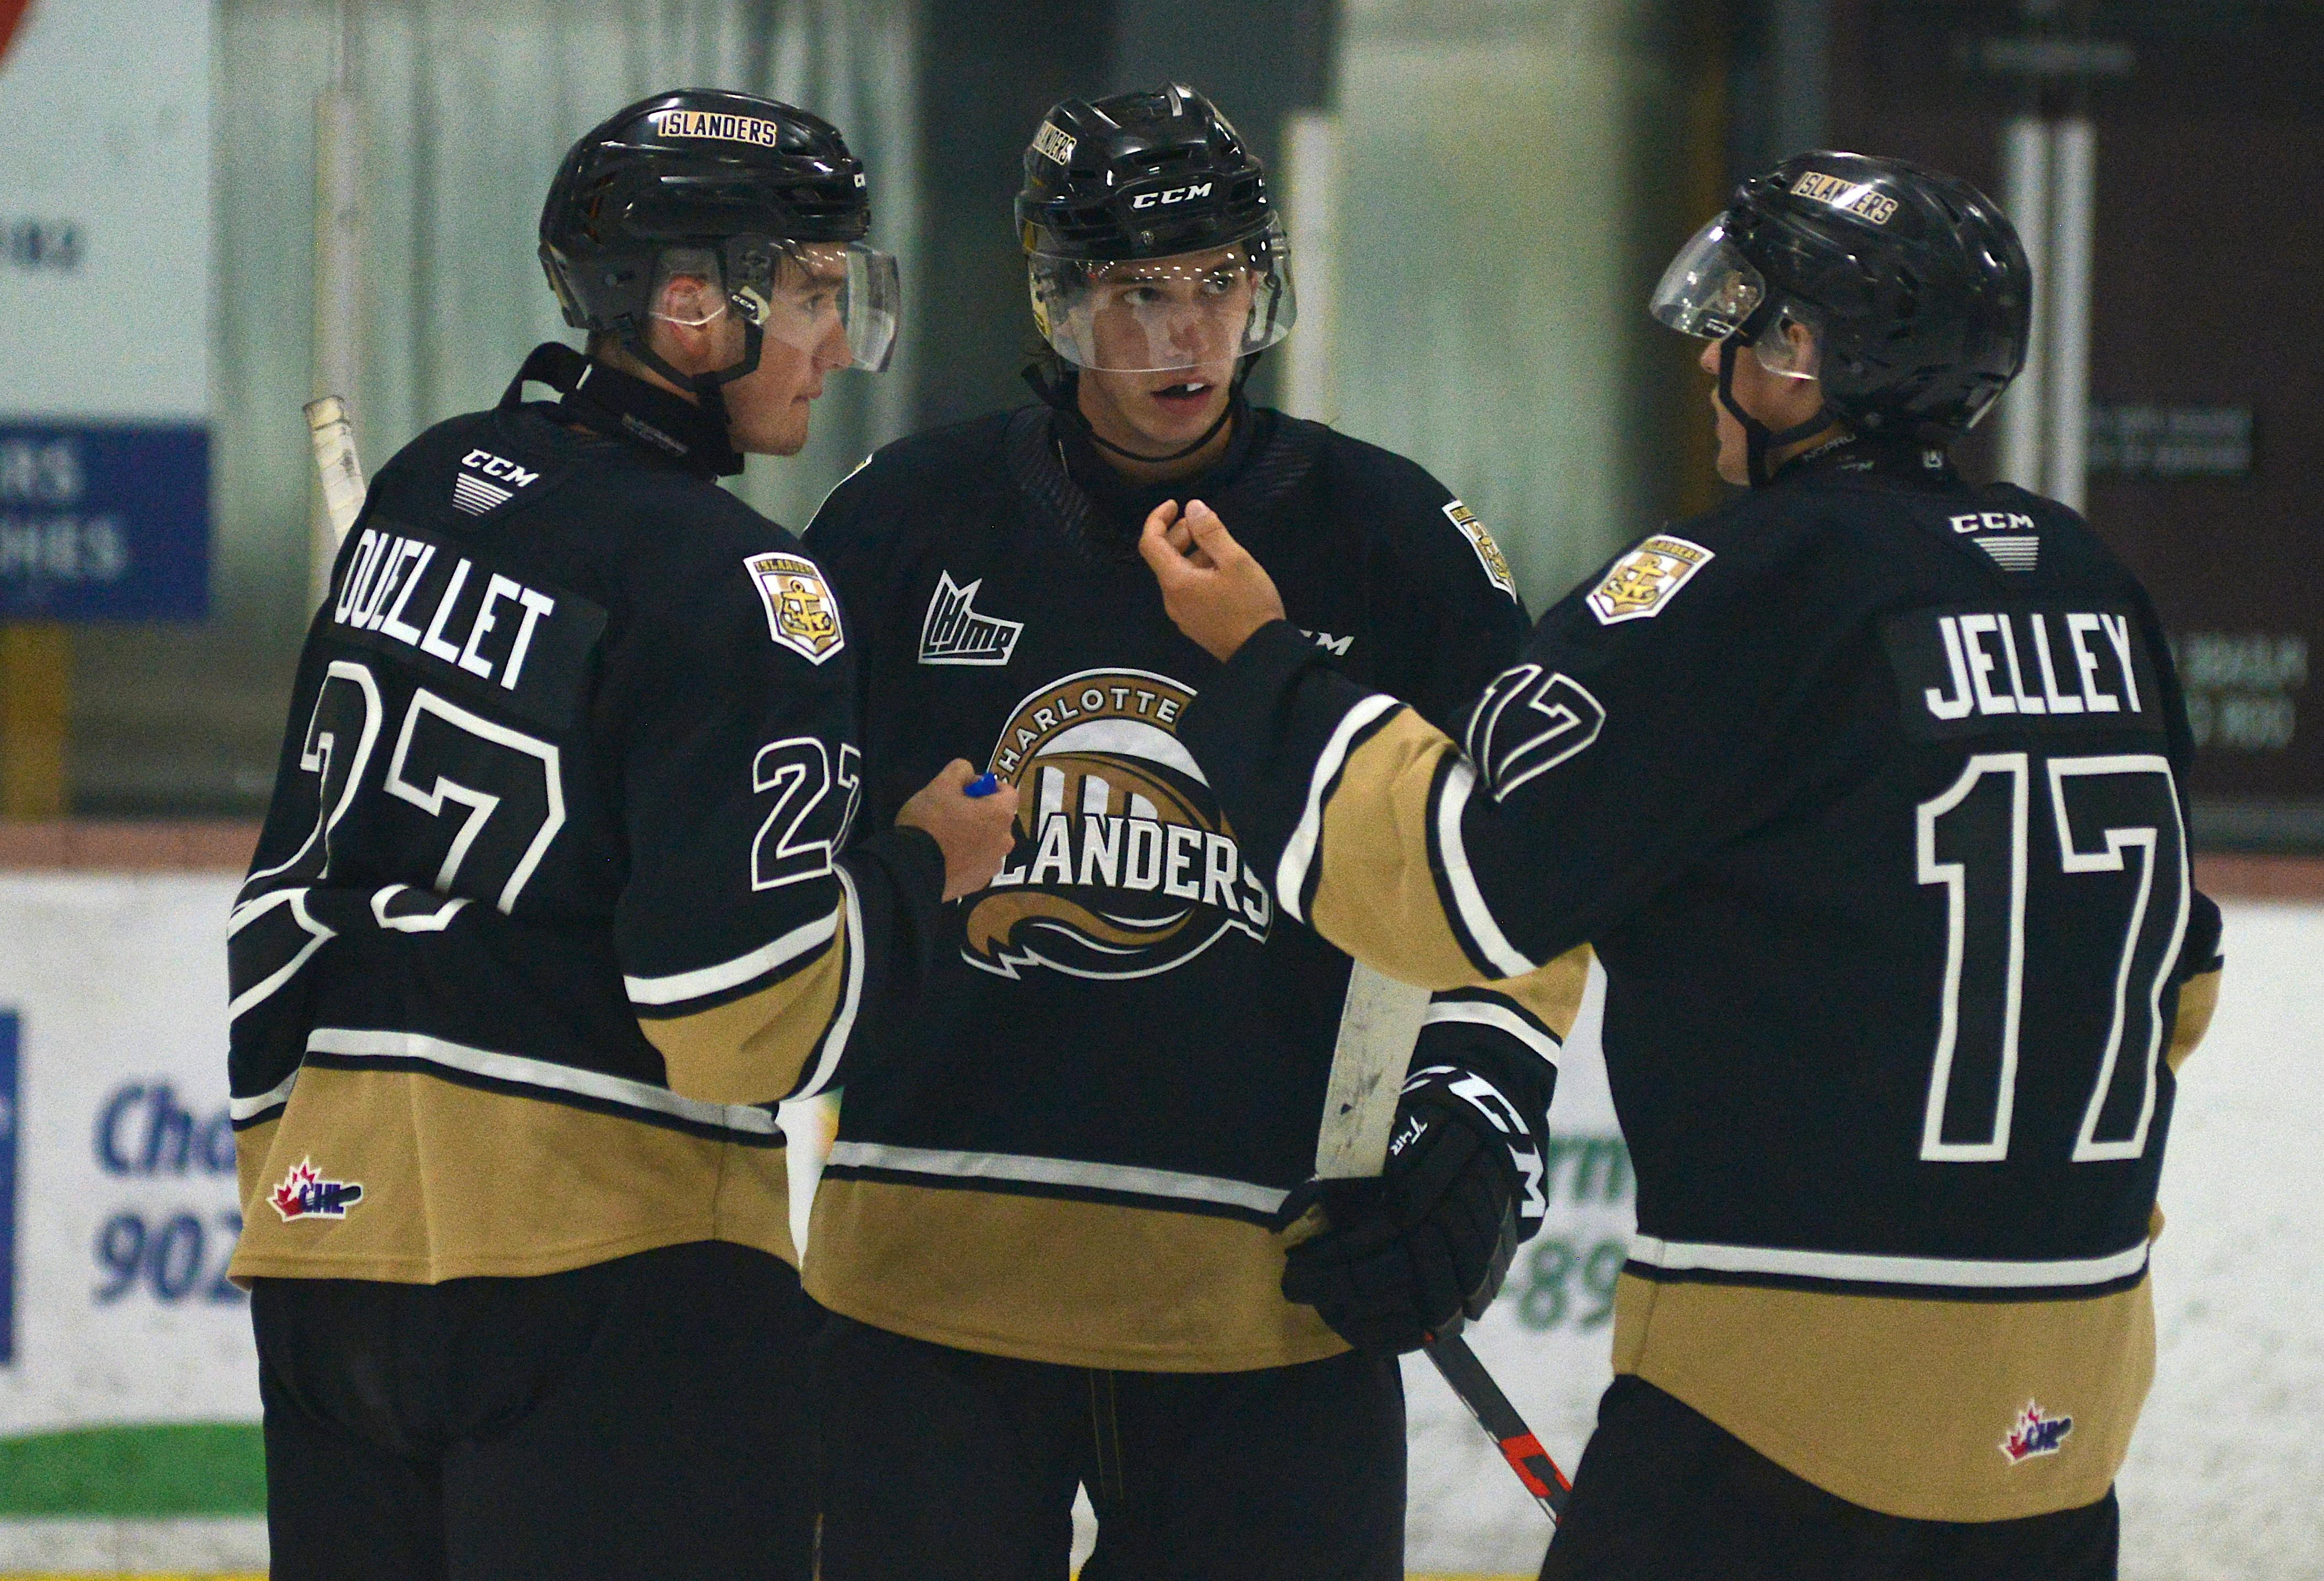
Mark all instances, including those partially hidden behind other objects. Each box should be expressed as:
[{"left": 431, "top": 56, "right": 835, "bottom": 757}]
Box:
[{"left": 0, "top": 872, "right": 2311, "bottom": 1578}]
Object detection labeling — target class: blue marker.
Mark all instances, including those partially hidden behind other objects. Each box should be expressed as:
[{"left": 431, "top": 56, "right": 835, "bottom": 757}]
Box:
[{"left": 965, "top": 773, "right": 1001, "bottom": 798}]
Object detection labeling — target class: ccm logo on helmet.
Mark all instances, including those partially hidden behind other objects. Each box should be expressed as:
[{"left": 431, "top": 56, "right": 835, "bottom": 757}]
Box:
[{"left": 1130, "top": 183, "right": 1212, "bottom": 210}]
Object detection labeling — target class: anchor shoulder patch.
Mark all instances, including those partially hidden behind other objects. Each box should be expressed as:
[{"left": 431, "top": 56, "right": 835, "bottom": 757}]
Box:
[
  {"left": 1585, "top": 535, "right": 1715, "bottom": 626},
  {"left": 745, "top": 552, "right": 846, "bottom": 665}
]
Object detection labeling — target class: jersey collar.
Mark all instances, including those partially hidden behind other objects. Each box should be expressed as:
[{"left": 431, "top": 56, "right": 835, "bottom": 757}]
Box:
[
  {"left": 1053, "top": 398, "right": 1268, "bottom": 534},
  {"left": 500, "top": 342, "right": 744, "bottom": 480},
  {"left": 1778, "top": 432, "right": 1960, "bottom": 489}
]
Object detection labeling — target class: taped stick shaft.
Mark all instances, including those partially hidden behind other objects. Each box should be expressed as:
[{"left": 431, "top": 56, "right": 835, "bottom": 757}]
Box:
[
  {"left": 305, "top": 395, "right": 367, "bottom": 546},
  {"left": 1308, "top": 963, "right": 1569, "bottom": 1526},
  {"left": 1314, "top": 962, "right": 1431, "bottom": 1179}
]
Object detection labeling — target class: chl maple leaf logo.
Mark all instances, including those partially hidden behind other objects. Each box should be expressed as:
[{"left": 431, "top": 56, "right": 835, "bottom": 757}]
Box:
[
  {"left": 2001, "top": 1400, "right": 2074, "bottom": 1464},
  {"left": 269, "top": 1156, "right": 365, "bottom": 1222}
]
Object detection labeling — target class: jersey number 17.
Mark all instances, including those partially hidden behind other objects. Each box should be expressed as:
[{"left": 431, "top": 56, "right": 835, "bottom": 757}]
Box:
[{"left": 1916, "top": 751, "right": 2189, "bottom": 1165}]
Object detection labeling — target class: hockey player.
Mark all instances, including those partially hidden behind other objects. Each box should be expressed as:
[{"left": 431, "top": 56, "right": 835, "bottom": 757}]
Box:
[
  {"left": 1143, "top": 151, "right": 2227, "bottom": 1580},
  {"left": 801, "top": 84, "right": 1589, "bottom": 1580},
  {"left": 226, "top": 90, "right": 1016, "bottom": 1581}
]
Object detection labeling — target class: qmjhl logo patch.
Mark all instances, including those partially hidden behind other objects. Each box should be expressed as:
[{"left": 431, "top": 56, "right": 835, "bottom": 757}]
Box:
[
  {"left": 919, "top": 571, "right": 1022, "bottom": 666},
  {"left": 270, "top": 1157, "right": 364, "bottom": 1222}
]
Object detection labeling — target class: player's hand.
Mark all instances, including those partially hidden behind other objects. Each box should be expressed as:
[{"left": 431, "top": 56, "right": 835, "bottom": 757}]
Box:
[
  {"left": 1138, "top": 498, "right": 1287, "bottom": 661},
  {"left": 1280, "top": 1091, "right": 1521, "bottom": 1353},
  {"left": 897, "top": 759, "right": 1020, "bottom": 900}
]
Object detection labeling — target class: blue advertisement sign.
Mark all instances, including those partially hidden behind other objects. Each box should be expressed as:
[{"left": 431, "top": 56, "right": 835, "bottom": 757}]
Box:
[
  {"left": 0, "top": 1010, "right": 17, "bottom": 1365},
  {"left": 0, "top": 423, "right": 209, "bottom": 621}
]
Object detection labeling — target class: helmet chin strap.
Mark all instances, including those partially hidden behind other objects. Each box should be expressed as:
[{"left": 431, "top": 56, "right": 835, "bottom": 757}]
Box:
[
  {"left": 627, "top": 315, "right": 767, "bottom": 441},
  {"left": 1022, "top": 355, "right": 1256, "bottom": 465},
  {"left": 1716, "top": 338, "right": 1838, "bottom": 488}
]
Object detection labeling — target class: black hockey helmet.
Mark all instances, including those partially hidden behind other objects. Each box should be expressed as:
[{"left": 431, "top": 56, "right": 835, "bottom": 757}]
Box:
[
  {"left": 538, "top": 89, "right": 898, "bottom": 394},
  {"left": 1651, "top": 151, "right": 2030, "bottom": 481},
  {"left": 1015, "top": 83, "right": 1294, "bottom": 374}
]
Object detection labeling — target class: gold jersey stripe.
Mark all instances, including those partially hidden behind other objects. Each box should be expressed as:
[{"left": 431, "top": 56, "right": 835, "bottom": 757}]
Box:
[
  {"left": 641, "top": 909, "right": 850, "bottom": 1105},
  {"left": 1309, "top": 710, "right": 1491, "bottom": 988},
  {"left": 1306, "top": 710, "right": 1592, "bottom": 1022},
  {"left": 229, "top": 1067, "right": 794, "bottom": 1285},
  {"left": 1611, "top": 1270, "right": 2153, "bottom": 1522},
  {"left": 2166, "top": 965, "right": 2222, "bottom": 1073},
  {"left": 804, "top": 1175, "right": 1348, "bottom": 1371},
  {"left": 1490, "top": 944, "right": 1594, "bottom": 1041}
]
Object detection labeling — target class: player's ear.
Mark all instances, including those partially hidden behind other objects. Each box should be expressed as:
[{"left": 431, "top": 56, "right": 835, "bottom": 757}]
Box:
[
  {"left": 644, "top": 266, "right": 731, "bottom": 374},
  {"left": 654, "top": 272, "right": 724, "bottom": 327}
]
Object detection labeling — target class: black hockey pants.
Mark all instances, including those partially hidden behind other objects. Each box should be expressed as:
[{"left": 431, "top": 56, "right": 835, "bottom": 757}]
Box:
[
  {"left": 1540, "top": 1375, "right": 2120, "bottom": 1581},
  {"left": 251, "top": 1240, "right": 821, "bottom": 1580},
  {"left": 814, "top": 1312, "right": 1406, "bottom": 1580}
]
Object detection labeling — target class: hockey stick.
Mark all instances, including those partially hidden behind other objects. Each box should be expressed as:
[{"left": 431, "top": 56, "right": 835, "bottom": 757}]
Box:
[
  {"left": 1424, "top": 1317, "right": 1572, "bottom": 1522},
  {"left": 1309, "top": 964, "right": 1573, "bottom": 1525},
  {"left": 305, "top": 395, "right": 368, "bottom": 545}
]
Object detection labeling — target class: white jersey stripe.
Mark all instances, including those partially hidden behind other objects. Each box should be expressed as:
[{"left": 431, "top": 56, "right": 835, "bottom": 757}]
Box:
[
  {"left": 787, "top": 866, "right": 863, "bottom": 1101},
  {"left": 825, "top": 1141, "right": 1289, "bottom": 1218},
  {"left": 623, "top": 904, "right": 841, "bottom": 1007},
  {"left": 1420, "top": 999, "right": 1563, "bottom": 1065},
  {"left": 1433, "top": 759, "right": 1537, "bottom": 977},
  {"left": 1628, "top": 1232, "right": 2151, "bottom": 1291},
  {"left": 225, "top": 888, "right": 337, "bottom": 1022},
  {"left": 229, "top": 1069, "right": 302, "bottom": 1123},
  {"left": 304, "top": 1027, "right": 781, "bottom": 1136},
  {"left": 1277, "top": 693, "right": 1402, "bottom": 923}
]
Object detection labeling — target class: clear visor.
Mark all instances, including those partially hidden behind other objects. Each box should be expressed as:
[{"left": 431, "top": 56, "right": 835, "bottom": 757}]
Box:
[
  {"left": 650, "top": 238, "right": 900, "bottom": 372},
  {"left": 1028, "top": 218, "right": 1296, "bottom": 373},
  {"left": 1648, "top": 218, "right": 1819, "bottom": 380}
]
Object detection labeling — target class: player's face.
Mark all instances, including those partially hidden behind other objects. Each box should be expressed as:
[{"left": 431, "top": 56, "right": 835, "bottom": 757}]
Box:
[
  {"left": 1699, "top": 328, "right": 1830, "bottom": 484},
  {"left": 723, "top": 248, "right": 853, "bottom": 457},
  {"left": 644, "top": 254, "right": 851, "bottom": 457},
  {"left": 1075, "top": 246, "right": 1254, "bottom": 453}
]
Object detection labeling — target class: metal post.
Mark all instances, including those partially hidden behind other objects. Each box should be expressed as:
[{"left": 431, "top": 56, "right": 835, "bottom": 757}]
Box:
[
  {"left": 1278, "top": 111, "right": 1342, "bottom": 424},
  {"left": 2046, "top": 117, "right": 2096, "bottom": 514},
  {"left": 1998, "top": 116, "right": 2050, "bottom": 493},
  {"left": 310, "top": 3, "right": 362, "bottom": 609}
]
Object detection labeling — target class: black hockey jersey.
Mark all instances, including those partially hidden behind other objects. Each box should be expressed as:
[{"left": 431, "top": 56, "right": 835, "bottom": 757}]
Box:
[
  {"left": 227, "top": 346, "right": 942, "bottom": 1285},
  {"left": 803, "top": 405, "right": 1590, "bottom": 1370},
  {"left": 1182, "top": 438, "right": 2227, "bottom": 1518}
]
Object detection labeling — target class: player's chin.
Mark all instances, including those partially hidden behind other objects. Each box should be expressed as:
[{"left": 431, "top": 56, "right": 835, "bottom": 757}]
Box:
[
  {"left": 1713, "top": 436, "right": 1752, "bottom": 485},
  {"left": 1141, "top": 377, "right": 1229, "bottom": 438},
  {"left": 735, "top": 409, "right": 813, "bottom": 458}
]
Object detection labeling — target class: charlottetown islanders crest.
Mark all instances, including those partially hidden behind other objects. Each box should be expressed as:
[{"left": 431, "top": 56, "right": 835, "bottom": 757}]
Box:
[{"left": 964, "top": 669, "right": 1273, "bottom": 979}]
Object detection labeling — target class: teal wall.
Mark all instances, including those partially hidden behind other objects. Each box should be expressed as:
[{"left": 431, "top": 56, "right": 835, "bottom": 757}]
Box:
[{"left": 1321, "top": 0, "right": 1707, "bottom": 612}]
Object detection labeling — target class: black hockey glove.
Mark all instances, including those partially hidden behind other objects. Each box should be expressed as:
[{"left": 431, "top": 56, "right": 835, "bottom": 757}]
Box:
[{"left": 1280, "top": 1079, "right": 1524, "bottom": 1354}]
